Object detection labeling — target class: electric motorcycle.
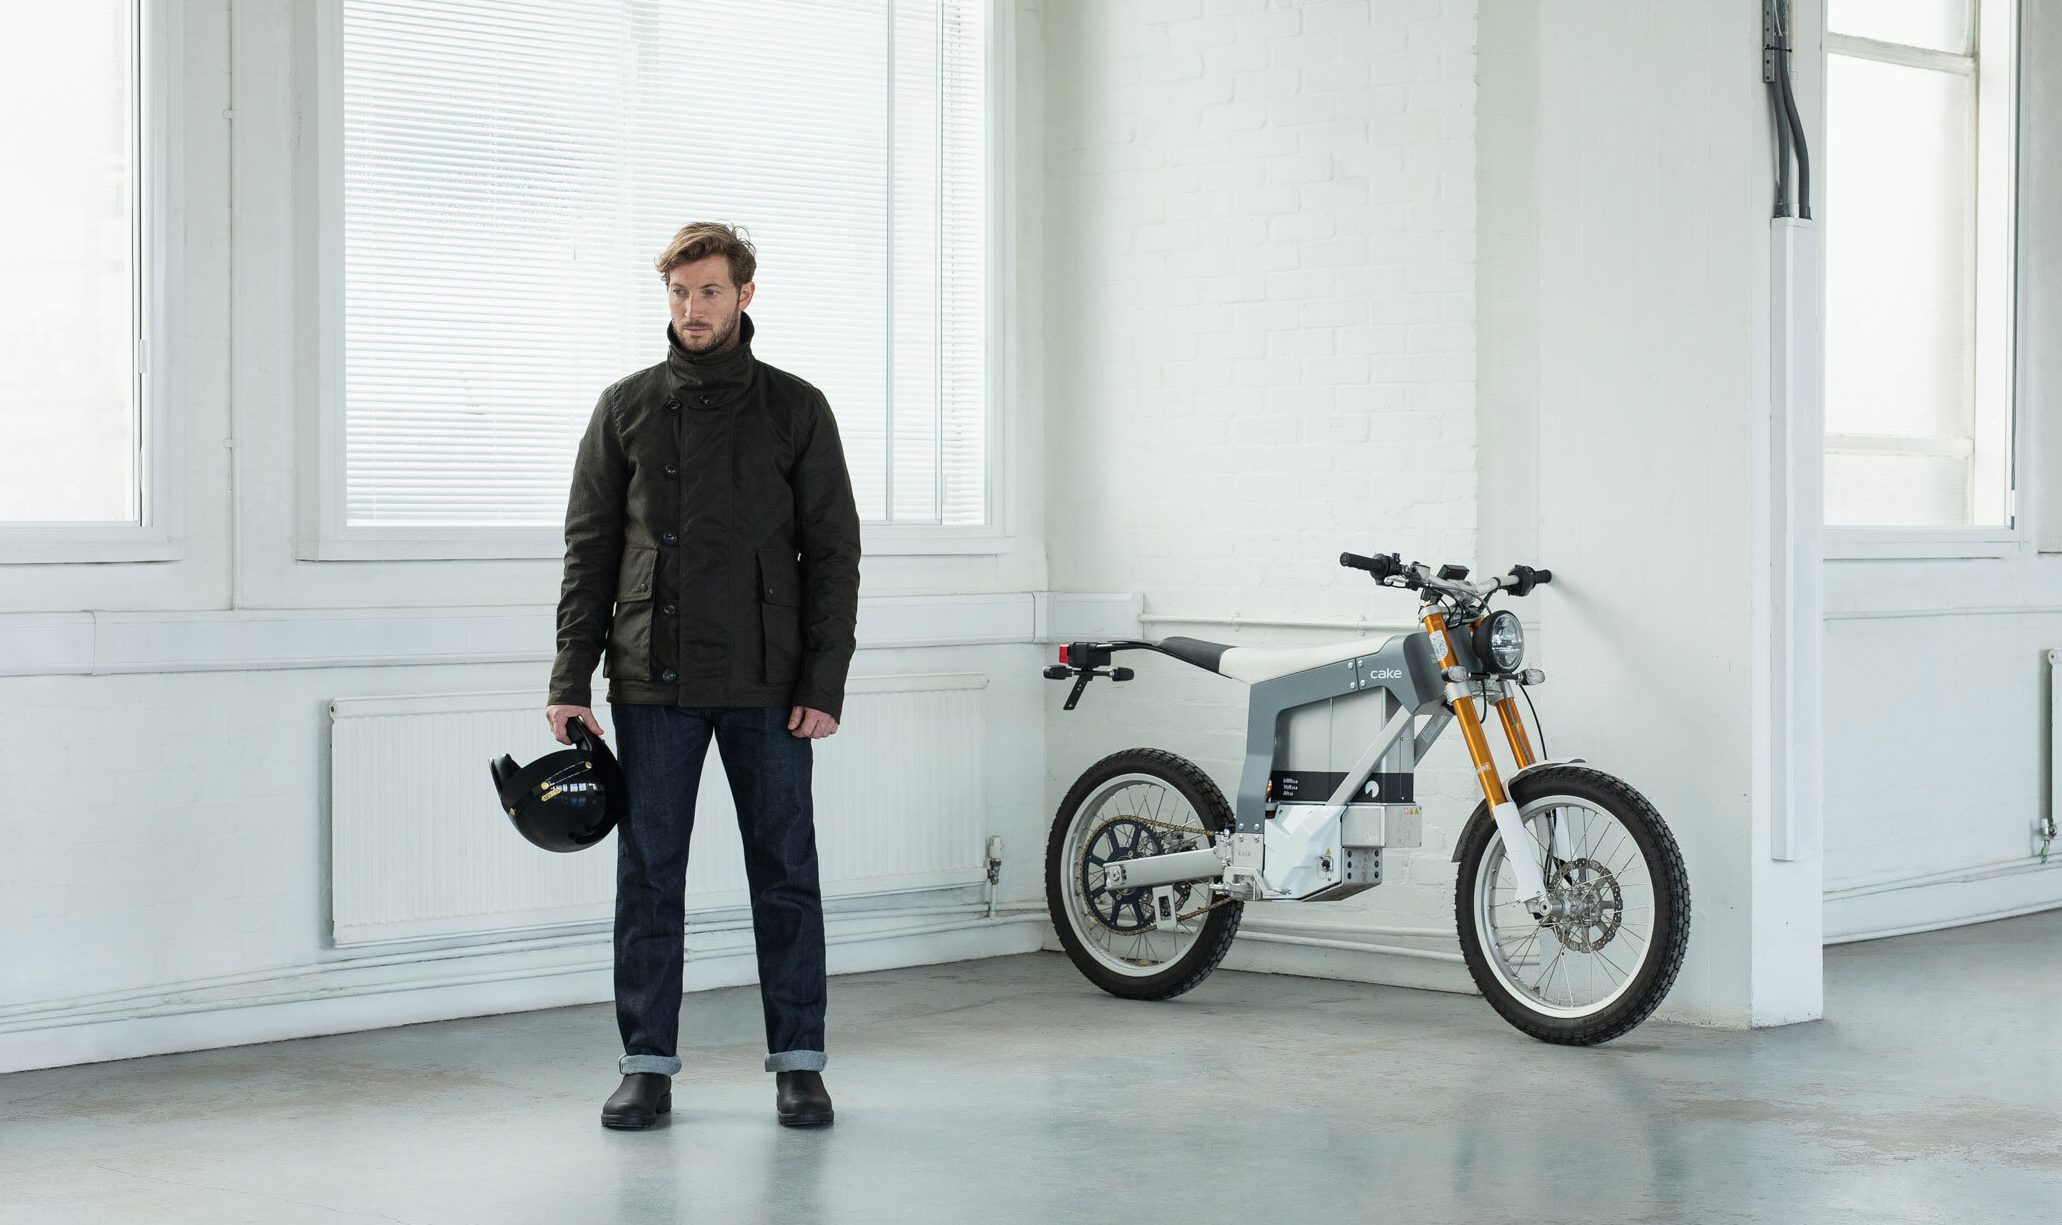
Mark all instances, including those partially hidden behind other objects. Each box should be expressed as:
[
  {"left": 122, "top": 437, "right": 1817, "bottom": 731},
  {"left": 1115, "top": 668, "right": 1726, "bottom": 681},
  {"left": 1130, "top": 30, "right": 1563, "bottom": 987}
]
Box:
[{"left": 1042, "top": 551, "right": 1690, "bottom": 1044}]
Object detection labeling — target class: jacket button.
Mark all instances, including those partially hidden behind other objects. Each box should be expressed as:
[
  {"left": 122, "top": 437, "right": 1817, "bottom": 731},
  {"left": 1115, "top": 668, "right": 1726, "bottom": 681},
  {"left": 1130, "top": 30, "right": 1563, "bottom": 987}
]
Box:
[
  {"left": 698, "top": 394, "right": 713, "bottom": 406},
  {"left": 660, "top": 669, "right": 678, "bottom": 682},
  {"left": 661, "top": 603, "right": 677, "bottom": 615},
  {"left": 659, "top": 531, "right": 678, "bottom": 545},
  {"left": 663, "top": 463, "right": 679, "bottom": 476},
  {"left": 664, "top": 399, "right": 679, "bottom": 413}
]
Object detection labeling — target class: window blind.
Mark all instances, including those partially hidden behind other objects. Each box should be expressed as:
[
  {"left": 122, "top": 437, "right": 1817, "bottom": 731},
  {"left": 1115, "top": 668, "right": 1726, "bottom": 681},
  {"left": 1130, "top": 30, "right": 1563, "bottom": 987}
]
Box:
[{"left": 339, "top": 0, "right": 987, "bottom": 531}]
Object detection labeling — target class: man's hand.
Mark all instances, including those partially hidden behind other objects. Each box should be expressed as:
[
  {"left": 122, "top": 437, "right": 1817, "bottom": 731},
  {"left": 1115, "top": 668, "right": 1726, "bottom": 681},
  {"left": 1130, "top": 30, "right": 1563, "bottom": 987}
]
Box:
[
  {"left": 788, "top": 706, "right": 838, "bottom": 739},
  {"left": 546, "top": 705, "right": 604, "bottom": 745}
]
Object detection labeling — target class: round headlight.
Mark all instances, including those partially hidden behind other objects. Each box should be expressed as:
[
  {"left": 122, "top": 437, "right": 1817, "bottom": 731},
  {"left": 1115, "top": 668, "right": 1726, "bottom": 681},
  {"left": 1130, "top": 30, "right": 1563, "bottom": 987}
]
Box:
[{"left": 1475, "top": 610, "right": 1524, "bottom": 672}]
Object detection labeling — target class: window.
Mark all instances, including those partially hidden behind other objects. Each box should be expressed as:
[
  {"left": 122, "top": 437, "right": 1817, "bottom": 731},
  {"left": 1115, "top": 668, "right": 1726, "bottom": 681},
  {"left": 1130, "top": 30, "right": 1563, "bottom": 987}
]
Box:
[
  {"left": 0, "top": 0, "right": 172, "bottom": 555},
  {"left": 1824, "top": 0, "right": 2016, "bottom": 531},
  {"left": 327, "top": 0, "right": 991, "bottom": 556}
]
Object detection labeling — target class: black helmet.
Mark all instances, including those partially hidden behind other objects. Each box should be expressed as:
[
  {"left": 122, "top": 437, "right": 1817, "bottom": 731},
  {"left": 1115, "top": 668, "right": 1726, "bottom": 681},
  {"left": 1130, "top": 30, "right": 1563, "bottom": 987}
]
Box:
[{"left": 489, "top": 719, "right": 627, "bottom": 853}]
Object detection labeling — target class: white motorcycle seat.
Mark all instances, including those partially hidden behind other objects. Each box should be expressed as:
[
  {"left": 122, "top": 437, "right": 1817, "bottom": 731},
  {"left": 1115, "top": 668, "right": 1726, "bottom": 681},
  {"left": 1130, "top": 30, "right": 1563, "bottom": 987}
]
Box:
[{"left": 1156, "top": 634, "right": 1402, "bottom": 684}]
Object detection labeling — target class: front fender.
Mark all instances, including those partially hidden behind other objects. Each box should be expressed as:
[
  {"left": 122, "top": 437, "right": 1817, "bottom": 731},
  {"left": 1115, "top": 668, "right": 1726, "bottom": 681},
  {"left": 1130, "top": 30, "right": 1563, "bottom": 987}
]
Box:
[{"left": 1449, "top": 757, "right": 1588, "bottom": 861}]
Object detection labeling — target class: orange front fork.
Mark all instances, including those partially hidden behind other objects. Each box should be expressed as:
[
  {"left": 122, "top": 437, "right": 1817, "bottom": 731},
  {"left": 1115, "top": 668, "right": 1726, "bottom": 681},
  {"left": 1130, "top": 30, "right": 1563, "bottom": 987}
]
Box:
[
  {"left": 1427, "top": 609, "right": 1552, "bottom": 907},
  {"left": 1423, "top": 612, "right": 1540, "bottom": 793},
  {"left": 1494, "top": 689, "right": 1538, "bottom": 771},
  {"left": 1422, "top": 610, "right": 1513, "bottom": 807}
]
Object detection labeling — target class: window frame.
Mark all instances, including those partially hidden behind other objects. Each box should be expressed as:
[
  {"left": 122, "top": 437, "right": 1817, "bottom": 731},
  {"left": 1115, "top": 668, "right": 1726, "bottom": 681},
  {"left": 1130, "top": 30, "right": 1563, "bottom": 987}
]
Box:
[
  {"left": 0, "top": 0, "right": 184, "bottom": 565},
  {"left": 299, "top": 0, "right": 1011, "bottom": 563},
  {"left": 1823, "top": 0, "right": 2021, "bottom": 560}
]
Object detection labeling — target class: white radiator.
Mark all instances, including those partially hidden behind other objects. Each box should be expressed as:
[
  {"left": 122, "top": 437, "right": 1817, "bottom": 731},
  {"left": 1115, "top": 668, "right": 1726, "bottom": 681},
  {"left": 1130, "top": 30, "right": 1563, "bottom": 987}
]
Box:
[{"left": 328, "top": 674, "right": 991, "bottom": 946}]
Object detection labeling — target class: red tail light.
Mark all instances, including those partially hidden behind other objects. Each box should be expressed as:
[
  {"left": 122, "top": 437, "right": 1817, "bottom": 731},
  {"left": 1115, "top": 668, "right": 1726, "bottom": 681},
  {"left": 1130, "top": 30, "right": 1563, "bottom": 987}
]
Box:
[{"left": 1058, "top": 645, "right": 1071, "bottom": 665}]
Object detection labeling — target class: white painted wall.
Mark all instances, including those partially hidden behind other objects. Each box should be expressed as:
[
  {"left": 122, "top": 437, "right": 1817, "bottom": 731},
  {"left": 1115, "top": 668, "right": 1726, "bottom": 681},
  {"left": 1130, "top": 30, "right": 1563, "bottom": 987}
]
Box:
[
  {"left": 0, "top": 0, "right": 1058, "bottom": 1073},
  {"left": 1038, "top": 0, "right": 1483, "bottom": 985}
]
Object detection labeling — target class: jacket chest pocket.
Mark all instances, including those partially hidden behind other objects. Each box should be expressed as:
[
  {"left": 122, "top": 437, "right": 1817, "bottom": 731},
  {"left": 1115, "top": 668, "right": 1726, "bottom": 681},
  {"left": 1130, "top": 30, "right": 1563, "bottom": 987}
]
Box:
[
  {"left": 757, "top": 545, "right": 803, "bottom": 686},
  {"left": 604, "top": 546, "right": 658, "bottom": 681}
]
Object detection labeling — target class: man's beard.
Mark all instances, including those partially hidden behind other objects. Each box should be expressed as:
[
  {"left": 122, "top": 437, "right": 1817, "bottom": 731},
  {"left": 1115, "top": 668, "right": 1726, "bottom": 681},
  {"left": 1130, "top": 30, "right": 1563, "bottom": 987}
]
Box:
[{"left": 676, "top": 310, "right": 739, "bottom": 354}]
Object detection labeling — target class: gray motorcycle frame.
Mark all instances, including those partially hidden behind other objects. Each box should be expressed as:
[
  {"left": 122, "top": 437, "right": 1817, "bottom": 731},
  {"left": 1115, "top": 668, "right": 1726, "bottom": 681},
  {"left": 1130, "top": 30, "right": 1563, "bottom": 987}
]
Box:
[
  {"left": 1227, "top": 627, "right": 1453, "bottom": 837},
  {"left": 1095, "top": 623, "right": 1512, "bottom": 903}
]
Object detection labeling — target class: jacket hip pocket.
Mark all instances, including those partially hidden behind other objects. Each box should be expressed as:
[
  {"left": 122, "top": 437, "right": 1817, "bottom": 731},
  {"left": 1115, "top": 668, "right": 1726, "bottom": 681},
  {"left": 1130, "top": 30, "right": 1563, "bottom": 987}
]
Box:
[
  {"left": 757, "top": 546, "right": 803, "bottom": 686},
  {"left": 605, "top": 546, "right": 659, "bottom": 682}
]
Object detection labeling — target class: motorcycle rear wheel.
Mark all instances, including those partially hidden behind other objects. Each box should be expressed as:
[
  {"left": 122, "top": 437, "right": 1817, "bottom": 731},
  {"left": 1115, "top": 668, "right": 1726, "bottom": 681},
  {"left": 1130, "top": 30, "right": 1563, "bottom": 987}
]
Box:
[{"left": 1046, "top": 747, "right": 1243, "bottom": 1000}]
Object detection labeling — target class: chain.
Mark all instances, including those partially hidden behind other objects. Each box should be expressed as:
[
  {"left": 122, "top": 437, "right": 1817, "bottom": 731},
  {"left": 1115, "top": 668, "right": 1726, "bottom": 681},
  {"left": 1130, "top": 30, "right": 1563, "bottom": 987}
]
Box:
[
  {"left": 1093, "top": 809, "right": 1219, "bottom": 839},
  {"left": 1175, "top": 896, "right": 1242, "bottom": 921}
]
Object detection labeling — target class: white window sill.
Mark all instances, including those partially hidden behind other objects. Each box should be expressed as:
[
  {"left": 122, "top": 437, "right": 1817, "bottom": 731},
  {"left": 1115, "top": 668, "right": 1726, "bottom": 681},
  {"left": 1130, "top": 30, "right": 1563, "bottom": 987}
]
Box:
[
  {"left": 0, "top": 529, "right": 182, "bottom": 565},
  {"left": 1825, "top": 528, "right": 2020, "bottom": 561},
  {"left": 0, "top": 589, "right": 1099, "bottom": 676}
]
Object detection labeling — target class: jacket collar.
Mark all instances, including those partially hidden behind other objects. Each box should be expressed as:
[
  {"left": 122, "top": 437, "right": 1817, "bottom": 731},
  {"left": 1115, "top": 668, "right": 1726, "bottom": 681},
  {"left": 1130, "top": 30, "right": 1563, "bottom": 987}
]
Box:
[{"left": 665, "top": 310, "right": 757, "bottom": 406}]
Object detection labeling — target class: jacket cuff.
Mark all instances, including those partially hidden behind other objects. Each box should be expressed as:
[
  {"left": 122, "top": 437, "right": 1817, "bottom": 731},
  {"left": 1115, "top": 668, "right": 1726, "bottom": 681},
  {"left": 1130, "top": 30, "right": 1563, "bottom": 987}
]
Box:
[
  {"left": 790, "top": 691, "right": 842, "bottom": 723},
  {"left": 549, "top": 652, "right": 597, "bottom": 708},
  {"left": 791, "top": 661, "right": 845, "bottom": 722}
]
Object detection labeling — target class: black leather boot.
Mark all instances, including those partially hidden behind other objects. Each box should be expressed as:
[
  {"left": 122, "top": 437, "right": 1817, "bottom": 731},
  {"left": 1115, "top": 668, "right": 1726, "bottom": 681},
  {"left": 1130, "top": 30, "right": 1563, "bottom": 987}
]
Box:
[
  {"left": 775, "top": 1070, "right": 834, "bottom": 1127},
  {"left": 601, "top": 1072, "right": 672, "bottom": 1129}
]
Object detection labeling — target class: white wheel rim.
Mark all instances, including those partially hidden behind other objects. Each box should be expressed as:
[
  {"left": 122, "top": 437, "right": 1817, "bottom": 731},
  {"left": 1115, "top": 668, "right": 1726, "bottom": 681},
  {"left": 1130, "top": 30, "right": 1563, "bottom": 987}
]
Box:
[
  {"left": 1058, "top": 772, "right": 1217, "bottom": 978},
  {"left": 1472, "top": 792, "right": 1658, "bottom": 1019}
]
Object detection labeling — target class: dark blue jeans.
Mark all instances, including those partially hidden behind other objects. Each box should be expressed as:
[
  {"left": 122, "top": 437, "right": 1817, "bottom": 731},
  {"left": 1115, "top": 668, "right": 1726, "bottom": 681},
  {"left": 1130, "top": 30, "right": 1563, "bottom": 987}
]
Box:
[{"left": 608, "top": 703, "right": 827, "bottom": 1076}]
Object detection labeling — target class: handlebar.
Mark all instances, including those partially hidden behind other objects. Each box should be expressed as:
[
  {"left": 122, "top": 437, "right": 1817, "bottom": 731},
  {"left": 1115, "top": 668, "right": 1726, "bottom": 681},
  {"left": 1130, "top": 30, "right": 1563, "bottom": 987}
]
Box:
[{"left": 1339, "top": 551, "right": 1553, "bottom": 600}]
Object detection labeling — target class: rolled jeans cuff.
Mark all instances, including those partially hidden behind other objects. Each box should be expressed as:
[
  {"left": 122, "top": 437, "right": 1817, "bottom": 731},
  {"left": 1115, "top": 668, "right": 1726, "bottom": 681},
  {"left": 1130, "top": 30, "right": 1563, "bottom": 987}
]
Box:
[
  {"left": 619, "top": 1053, "right": 681, "bottom": 1076},
  {"left": 764, "top": 1049, "right": 827, "bottom": 1073}
]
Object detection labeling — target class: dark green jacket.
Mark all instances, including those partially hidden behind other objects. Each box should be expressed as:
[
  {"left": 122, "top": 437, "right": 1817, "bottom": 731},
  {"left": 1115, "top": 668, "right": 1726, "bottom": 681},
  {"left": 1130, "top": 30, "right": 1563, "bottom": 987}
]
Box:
[{"left": 549, "top": 313, "right": 863, "bottom": 720}]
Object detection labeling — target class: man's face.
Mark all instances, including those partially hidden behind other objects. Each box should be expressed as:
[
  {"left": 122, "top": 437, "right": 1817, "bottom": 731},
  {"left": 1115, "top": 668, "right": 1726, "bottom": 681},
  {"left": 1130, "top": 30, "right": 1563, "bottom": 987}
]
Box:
[{"left": 667, "top": 253, "right": 755, "bottom": 353}]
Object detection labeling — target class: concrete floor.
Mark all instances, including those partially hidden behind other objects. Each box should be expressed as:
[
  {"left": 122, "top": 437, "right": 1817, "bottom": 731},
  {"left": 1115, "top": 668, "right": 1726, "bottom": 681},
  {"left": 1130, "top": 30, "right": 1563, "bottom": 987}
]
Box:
[{"left": 2, "top": 914, "right": 2058, "bottom": 1225}]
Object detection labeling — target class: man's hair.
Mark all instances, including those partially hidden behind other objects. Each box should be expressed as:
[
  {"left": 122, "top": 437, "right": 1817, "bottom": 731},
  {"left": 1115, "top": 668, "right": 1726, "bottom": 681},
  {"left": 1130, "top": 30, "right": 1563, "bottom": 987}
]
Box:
[{"left": 654, "top": 221, "right": 757, "bottom": 289}]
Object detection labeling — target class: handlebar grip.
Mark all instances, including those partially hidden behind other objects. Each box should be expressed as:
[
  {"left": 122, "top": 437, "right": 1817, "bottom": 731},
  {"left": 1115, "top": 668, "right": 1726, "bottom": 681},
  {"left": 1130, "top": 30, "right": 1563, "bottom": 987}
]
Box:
[
  {"left": 1340, "top": 551, "right": 1402, "bottom": 578},
  {"left": 1505, "top": 564, "right": 1552, "bottom": 596}
]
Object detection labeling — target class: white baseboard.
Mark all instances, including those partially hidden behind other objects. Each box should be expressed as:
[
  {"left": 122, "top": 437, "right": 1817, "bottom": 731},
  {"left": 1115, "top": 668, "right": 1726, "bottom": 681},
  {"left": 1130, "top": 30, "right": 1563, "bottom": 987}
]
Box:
[
  {"left": 0, "top": 912, "right": 1046, "bottom": 1075},
  {"left": 1824, "top": 857, "right": 2062, "bottom": 944}
]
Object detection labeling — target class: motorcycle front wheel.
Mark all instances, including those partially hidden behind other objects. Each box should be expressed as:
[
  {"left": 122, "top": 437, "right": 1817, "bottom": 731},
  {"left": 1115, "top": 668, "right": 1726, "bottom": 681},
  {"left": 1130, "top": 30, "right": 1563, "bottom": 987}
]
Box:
[
  {"left": 1045, "top": 747, "right": 1243, "bottom": 1000},
  {"left": 1454, "top": 765, "right": 1690, "bottom": 1044}
]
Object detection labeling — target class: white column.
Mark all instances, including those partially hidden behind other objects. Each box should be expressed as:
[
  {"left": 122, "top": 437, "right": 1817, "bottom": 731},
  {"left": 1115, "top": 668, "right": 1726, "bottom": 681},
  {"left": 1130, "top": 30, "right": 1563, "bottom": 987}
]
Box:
[{"left": 1478, "top": 0, "right": 1825, "bottom": 1026}]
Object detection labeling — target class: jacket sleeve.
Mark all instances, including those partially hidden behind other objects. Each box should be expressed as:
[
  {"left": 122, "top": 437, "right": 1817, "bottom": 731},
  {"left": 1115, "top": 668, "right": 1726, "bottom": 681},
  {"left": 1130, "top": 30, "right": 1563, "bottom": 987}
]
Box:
[
  {"left": 791, "top": 390, "right": 863, "bottom": 721},
  {"left": 549, "top": 390, "right": 629, "bottom": 707}
]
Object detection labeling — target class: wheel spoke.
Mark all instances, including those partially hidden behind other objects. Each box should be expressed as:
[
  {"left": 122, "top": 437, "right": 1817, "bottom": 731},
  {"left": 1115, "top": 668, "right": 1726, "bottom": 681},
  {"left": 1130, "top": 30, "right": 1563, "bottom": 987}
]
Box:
[
  {"left": 1060, "top": 771, "right": 1232, "bottom": 979},
  {"left": 1594, "top": 943, "right": 1629, "bottom": 987},
  {"left": 1475, "top": 790, "right": 1671, "bottom": 1021}
]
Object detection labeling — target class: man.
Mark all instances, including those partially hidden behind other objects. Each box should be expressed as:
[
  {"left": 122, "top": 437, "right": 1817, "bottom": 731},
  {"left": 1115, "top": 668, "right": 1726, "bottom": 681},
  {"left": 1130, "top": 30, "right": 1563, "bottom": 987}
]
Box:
[{"left": 545, "top": 221, "right": 862, "bottom": 1130}]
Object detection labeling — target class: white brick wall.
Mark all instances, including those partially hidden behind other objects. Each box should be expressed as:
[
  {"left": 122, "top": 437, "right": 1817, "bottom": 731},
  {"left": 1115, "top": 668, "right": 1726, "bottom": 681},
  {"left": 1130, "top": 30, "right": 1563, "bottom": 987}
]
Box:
[
  {"left": 1044, "top": 0, "right": 1477, "bottom": 610},
  {"left": 1039, "top": 0, "right": 1481, "bottom": 959}
]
